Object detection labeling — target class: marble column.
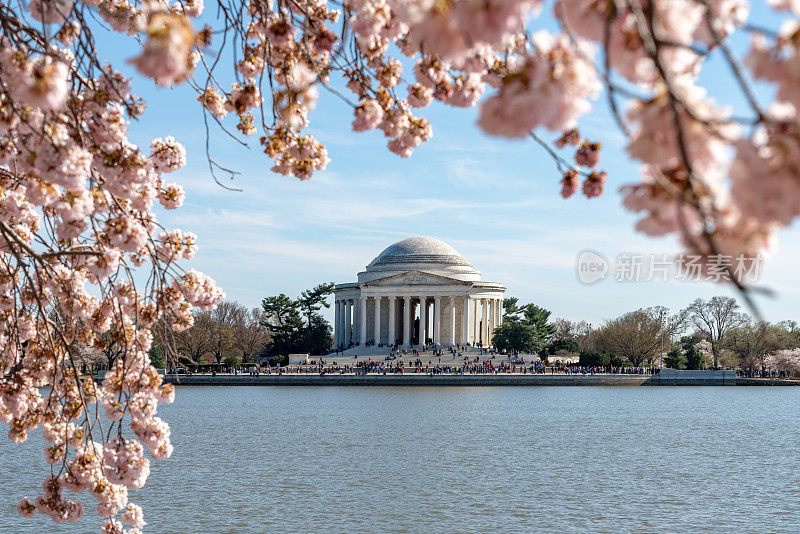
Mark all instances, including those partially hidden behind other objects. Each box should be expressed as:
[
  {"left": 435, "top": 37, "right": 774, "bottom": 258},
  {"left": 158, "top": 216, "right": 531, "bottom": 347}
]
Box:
[
  {"left": 353, "top": 299, "right": 358, "bottom": 344},
  {"left": 488, "top": 299, "right": 495, "bottom": 342},
  {"left": 490, "top": 299, "right": 497, "bottom": 343},
  {"left": 403, "top": 296, "right": 411, "bottom": 346},
  {"left": 462, "top": 296, "right": 471, "bottom": 345},
  {"left": 490, "top": 298, "right": 495, "bottom": 332},
  {"left": 499, "top": 298, "right": 504, "bottom": 327},
  {"left": 344, "top": 300, "right": 352, "bottom": 346},
  {"left": 419, "top": 296, "right": 427, "bottom": 345},
  {"left": 334, "top": 300, "right": 340, "bottom": 347},
  {"left": 338, "top": 300, "right": 344, "bottom": 346},
  {"left": 481, "top": 298, "right": 488, "bottom": 346},
  {"left": 473, "top": 298, "right": 479, "bottom": 346},
  {"left": 433, "top": 296, "right": 441, "bottom": 345},
  {"left": 333, "top": 300, "right": 338, "bottom": 348},
  {"left": 448, "top": 296, "right": 456, "bottom": 346},
  {"left": 490, "top": 299, "right": 500, "bottom": 339},
  {"left": 388, "top": 296, "right": 396, "bottom": 346},
  {"left": 359, "top": 296, "right": 367, "bottom": 345},
  {"left": 340, "top": 300, "right": 346, "bottom": 346},
  {"left": 373, "top": 296, "right": 381, "bottom": 344}
]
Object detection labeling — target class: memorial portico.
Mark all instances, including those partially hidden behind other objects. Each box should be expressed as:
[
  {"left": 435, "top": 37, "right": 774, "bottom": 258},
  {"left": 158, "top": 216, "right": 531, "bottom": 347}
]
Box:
[{"left": 333, "top": 237, "right": 506, "bottom": 349}]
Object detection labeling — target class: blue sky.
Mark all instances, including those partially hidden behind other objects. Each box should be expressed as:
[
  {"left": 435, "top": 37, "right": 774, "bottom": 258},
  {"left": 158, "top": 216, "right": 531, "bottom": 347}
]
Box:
[{"left": 109, "top": 2, "right": 799, "bottom": 326}]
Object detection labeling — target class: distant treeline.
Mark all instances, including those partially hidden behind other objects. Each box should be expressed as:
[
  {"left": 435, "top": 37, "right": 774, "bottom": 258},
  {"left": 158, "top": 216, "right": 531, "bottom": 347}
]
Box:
[
  {"left": 496, "top": 296, "right": 800, "bottom": 371},
  {"left": 144, "top": 283, "right": 336, "bottom": 368}
]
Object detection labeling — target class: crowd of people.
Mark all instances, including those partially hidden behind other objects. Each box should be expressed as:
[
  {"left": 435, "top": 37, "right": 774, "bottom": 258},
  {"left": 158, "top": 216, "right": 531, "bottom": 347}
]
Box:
[
  {"left": 275, "top": 353, "right": 663, "bottom": 376},
  {"left": 170, "top": 360, "right": 784, "bottom": 378},
  {"left": 736, "top": 369, "right": 797, "bottom": 379}
]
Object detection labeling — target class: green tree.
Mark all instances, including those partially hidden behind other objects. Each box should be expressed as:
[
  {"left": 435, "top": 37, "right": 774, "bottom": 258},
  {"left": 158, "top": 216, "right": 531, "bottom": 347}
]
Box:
[
  {"left": 261, "top": 293, "right": 305, "bottom": 358},
  {"left": 502, "top": 297, "right": 521, "bottom": 320},
  {"left": 579, "top": 349, "right": 611, "bottom": 367},
  {"left": 298, "top": 282, "right": 335, "bottom": 329},
  {"left": 149, "top": 346, "right": 166, "bottom": 369},
  {"left": 664, "top": 347, "right": 687, "bottom": 369},
  {"left": 498, "top": 298, "right": 556, "bottom": 355},
  {"left": 548, "top": 338, "right": 579, "bottom": 354},
  {"left": 492, "top": 322, "right": 544, "bottom": 354},
  {"left": 773, "top": 320, "right": 800, "bottom": 349},
  {"left": 223, "top": 355, "right": 242, "bottom": 367},
  {"left": 680, "top": 334, "right": 704, "bottom": 352},
  {"left": 519, "top": 303, "right": 555, "bottom": 342},
  {"left": 260, "top": 285, "right": 334, "bottom": 361},
  {"left": 303, "top": 314, "right": 333, "bottom": 355},
  {"left": 685, "top": 346, "right": 705, "bottom": 370}
]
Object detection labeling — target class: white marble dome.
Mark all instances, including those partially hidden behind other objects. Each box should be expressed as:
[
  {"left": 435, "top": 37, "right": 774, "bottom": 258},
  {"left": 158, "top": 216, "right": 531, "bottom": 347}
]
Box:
[
  {"left": 359, "top": 236, "right": 481, "bottom": 282},
  {"left": 368, "top": 237, "right": 470, "bottom": 267}
]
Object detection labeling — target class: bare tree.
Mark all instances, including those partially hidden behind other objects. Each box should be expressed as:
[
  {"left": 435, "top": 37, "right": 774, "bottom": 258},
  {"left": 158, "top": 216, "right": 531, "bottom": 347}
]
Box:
[
  {"left": 173, "top": 311, "right": 216, "bottom": 363},
  {"left": 685, "top": 297, "right": 749, "bottom": 368},
  {"left": 597, "top": 307, "right": 686, "bottom": 366},
  {"left": 720, "top": 322, "right": 770, "bottom": 371},
  {"left": 74, "top": 345, "right": 107, "bottom": 373},
  {"left": 93, "top": 330, "right": 125, "bottom": 369},
  {"left": 235, "top": 308, "right": 270, "bottom": 363},
  {"left": 206, "top": 301, "right": 248, "bottom": 363},
  {"left": 553, "top": 318, "right": 591, "bottom": 339}
]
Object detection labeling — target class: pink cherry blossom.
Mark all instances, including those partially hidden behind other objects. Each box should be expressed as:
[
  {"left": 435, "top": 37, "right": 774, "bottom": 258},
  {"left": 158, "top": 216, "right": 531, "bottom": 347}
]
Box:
[
  {"left": 478, "top": 31, "right": 601, "bottom": 137},
  {"left": 150, "top": 137, "right": 187, "bottom": 173},
  {"left": 28, "top": 0, "right": 74, "bottom": 24},
  {"left": 560, "top": 170, "right": 579, "bottom": 199},
  {"left": 129, "top": 12, "right": 195, "bottom": 86},
  {"left": 575, "top": 141, "right": 601, "bottom": 168},
  {"left": 352, "top": 100, "right": 385, "bottom": 131},
  {"left": 582, "top": 171, "right": 607, "bottom": 198}
]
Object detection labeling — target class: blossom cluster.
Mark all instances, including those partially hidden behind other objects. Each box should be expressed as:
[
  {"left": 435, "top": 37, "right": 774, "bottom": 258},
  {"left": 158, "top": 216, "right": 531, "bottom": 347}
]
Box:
[
  {"left": 182, "top": 0, "right": 797, "bottom": 287},
  {"left": 0, "top": 3, "right": 223, "bottom": 531},
  {"left": 102, "top": 0, "right": 800, "bottom": 289},
  {"left": 553, "top": 0, "right": 790, "bottom": 283},
  {"left": 765, "top": 349, "right": 800, "bottom": 376},
  {"left": 6, "top": 0, "right": 800, "bottom": 529}
]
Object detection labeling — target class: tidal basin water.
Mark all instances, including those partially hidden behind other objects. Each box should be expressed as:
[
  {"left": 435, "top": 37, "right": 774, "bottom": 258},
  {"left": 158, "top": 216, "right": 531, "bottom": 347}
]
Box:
[{"left": 2, "top": 386, "right": 800, "bottom": 533}]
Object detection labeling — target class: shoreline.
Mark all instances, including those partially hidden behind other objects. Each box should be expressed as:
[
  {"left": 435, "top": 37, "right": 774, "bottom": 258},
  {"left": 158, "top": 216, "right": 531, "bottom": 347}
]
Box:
[{"left": 155, "top": 371, "right": 799, "bottom": 387}]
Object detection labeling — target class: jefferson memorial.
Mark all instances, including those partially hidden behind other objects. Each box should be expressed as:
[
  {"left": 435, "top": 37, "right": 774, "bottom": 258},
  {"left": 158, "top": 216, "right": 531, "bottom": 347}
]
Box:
[{"left": 333, "top": 237, "right": 506, "bottom": 349}]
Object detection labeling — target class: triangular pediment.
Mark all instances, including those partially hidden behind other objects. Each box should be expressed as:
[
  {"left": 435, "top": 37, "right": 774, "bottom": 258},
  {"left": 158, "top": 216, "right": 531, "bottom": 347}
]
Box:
[{"left": 363, "top": 270, "right": 469, "bottom": 287}]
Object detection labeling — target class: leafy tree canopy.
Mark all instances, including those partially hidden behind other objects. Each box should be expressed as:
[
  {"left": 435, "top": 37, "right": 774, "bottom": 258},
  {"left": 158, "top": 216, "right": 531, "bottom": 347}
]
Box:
[
  {"left": 579, "top": 349, "right": 623, "bottom": 367},
  {"left": 685, "top": 347, "right": 705, "bottom": 370},
  {"left": 492, "top": 322, "right": 545, "bottom": 355},
  {"left": 664, "top": 347, "right": 687, "bottom": 370},
  {"left": 260, "top": 283, "right": 334, "bottom": 360}
]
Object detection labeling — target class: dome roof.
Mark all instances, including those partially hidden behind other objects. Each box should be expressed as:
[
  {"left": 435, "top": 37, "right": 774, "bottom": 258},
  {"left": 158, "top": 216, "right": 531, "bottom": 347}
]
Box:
[{"left": 368, "top": 237, "right": 470, "bottom": 267}]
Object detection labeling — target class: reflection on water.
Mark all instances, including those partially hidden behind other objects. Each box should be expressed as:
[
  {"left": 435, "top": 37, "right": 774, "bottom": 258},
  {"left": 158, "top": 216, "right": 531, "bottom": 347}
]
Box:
[{"left": 2, "top": 386, "right": 800, "bottom": 533}]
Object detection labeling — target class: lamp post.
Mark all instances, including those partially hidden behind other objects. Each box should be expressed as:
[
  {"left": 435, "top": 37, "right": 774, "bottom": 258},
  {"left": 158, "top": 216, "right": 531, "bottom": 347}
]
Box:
[{"left": 659, "top": 309, "right": 665, "bottom": 369}]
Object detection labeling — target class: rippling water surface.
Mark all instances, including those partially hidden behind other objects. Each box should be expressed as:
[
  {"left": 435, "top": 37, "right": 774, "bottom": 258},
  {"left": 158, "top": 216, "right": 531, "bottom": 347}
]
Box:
[{"left": 2, "top": 386, "right": 800, "bottom": 533}]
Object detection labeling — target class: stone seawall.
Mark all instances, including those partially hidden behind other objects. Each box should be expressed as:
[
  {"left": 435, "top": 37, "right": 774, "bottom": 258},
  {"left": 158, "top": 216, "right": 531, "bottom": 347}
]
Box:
[
  {"left": 156, "top": 370, "right": 775, "bottom": 387},
  {"left": 645, "top": 369, "right": 737, "bottom": 386},
  {"left": 736, "top": 377, "right": 800, "bottom": 386},
  {"left": 162, "top": 374, "right": 650, "bottom": 386}
]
